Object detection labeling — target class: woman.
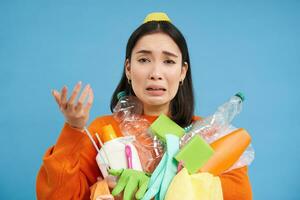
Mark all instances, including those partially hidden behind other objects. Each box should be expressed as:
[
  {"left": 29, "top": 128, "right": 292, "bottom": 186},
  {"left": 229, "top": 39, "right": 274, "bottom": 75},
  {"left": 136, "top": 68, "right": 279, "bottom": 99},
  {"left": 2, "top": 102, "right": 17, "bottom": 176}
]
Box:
[{"left": 36, "top": 12, "right": 252, "bottom": 200}]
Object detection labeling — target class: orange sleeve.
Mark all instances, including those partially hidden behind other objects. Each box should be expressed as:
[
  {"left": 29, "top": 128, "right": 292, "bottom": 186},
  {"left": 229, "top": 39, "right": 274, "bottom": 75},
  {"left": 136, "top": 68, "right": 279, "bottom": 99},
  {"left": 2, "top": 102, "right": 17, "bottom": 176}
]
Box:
[
  {"left": 36, "top": 116, "right": 113, "bottom": 200},
  {"left": 219, "top": 166, "right": 253, "bottom": 200}
]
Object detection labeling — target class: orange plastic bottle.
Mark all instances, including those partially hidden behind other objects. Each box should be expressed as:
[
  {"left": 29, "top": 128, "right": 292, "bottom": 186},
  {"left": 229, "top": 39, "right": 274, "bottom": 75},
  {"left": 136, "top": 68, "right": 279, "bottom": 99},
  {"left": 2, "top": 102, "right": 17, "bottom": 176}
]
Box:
[{"left": 199, "top": 128, "right": 251, "bottom": 175}]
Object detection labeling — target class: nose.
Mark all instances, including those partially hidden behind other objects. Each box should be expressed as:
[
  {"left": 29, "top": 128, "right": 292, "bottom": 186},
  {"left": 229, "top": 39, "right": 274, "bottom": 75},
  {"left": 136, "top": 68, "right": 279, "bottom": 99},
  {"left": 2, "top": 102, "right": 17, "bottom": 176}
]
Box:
[{"left": 149, "top": 63, "right": 163, "bottom": 80}]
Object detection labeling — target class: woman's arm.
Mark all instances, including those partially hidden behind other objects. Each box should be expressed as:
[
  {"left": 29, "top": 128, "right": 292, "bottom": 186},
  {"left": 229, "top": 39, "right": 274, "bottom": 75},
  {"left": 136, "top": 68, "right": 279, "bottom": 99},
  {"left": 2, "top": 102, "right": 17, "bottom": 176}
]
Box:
[
  {"left": 37, "top": 82, "right": 98, "bottom": 199},
  {"left": 219, "top": 166, "right": 253, "bottom": 200},
  {"left": 36, "top": 122, "right": 100, "bottom": 200}
]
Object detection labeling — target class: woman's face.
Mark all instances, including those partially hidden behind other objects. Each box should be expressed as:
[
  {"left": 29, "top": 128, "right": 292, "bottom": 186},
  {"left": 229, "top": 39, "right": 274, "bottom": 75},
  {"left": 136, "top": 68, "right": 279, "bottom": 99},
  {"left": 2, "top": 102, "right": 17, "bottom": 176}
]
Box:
[{"left": 125, "top": 32, "right": 188, "bottom": 115}]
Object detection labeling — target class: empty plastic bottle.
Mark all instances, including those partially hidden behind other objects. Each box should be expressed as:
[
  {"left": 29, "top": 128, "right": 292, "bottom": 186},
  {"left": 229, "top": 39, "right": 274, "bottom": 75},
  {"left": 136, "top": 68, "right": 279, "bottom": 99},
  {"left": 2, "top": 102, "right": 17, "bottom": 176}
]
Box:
[
  {"left": 180, "top": 92, "right": 245, "bottom": 146},
  {"left": 113, "top": 91, "right": 164, "bottom": 173},
  {"left": 113, "top": 91, "right": 144, "bottom": 122}
]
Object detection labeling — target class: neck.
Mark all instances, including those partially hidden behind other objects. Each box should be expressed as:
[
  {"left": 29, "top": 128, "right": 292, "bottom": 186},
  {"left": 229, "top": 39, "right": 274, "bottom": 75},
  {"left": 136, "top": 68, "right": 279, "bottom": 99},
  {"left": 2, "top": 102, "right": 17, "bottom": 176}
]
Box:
[{"left": 143, "top": 103, "right": 170, "bottom": 116}]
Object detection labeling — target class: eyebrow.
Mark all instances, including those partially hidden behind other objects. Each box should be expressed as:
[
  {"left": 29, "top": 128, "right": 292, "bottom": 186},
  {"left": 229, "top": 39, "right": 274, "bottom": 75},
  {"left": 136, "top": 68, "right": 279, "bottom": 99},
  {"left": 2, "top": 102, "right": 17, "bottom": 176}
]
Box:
[{"left": 135, "top": 50, "right": 178, "bottom": 58}]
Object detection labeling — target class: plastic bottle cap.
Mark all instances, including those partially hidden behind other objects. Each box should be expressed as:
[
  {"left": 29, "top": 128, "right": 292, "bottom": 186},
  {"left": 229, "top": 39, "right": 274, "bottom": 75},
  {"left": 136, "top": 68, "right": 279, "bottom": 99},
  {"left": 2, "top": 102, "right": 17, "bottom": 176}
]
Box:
[
  {"left": 117, "top": 91, "right": 126, "bottom": 100},
  {"left": 100, "top": 124, "right": 118, "bottom": 143},
  {"left": 235, "top": 92, "right": 245, "bottom": 102}
]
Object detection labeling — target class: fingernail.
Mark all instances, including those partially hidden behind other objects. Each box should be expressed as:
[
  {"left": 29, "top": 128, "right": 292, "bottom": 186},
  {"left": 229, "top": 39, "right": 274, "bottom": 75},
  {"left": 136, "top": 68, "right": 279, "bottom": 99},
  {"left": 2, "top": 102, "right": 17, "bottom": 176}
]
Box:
[{"left": 78, "top": 81, "right": 82, "bottom": 85}]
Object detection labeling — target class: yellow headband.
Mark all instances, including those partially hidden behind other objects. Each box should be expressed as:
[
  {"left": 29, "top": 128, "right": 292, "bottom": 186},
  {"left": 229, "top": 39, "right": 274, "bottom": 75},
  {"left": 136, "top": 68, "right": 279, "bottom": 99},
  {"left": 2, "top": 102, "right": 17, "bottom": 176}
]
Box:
[{"left": 143, "top": 12, "right": 172, "bottom": 24}]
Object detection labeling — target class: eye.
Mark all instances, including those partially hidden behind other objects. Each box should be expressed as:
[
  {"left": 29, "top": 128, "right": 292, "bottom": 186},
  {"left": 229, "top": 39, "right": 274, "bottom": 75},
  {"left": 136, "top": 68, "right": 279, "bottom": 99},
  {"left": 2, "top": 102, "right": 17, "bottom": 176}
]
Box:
[
  {"left": 138, "top": 58, "right": 150, "bottom": 63},
  {"left": 164, "top": 59, "right": 176, "bottom": 64}
]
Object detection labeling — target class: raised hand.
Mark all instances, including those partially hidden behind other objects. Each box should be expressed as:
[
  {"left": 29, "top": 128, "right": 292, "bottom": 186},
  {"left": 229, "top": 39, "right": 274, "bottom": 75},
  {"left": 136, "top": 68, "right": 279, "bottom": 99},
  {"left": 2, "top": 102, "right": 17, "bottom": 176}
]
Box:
[{"left": 51, "top": 81, "right": 94, "bottom": 130}]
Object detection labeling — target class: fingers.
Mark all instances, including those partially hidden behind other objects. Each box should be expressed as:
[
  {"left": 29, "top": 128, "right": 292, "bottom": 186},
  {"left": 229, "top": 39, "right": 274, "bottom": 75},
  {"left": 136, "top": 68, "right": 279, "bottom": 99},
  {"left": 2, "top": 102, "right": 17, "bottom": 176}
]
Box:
[
  {"left": 111, "top": 171, "right": 128, "bottom": 196},
  {"left": 108, "top": 169, "right": 123, "bottom": 176},
  {"left": 60, "top": 86, "right": 68, "bottom": 109},
  {"left": 97, "top": 176, "right": 104, "bottom": 181},
  {"left": 106, "top": 178, "right": 117, "bottom": 189},
  {"left": 67, "top": 81, "right": 82, "bottom": 108},
  {"left": 135, "top": 179, "right": 149, "bottom": 199},
  {"left": 84, "top": 87, "right": 94, "bottom": 113},
  {"left": 76, "top": 84, "right": 90, "bottom": 111},
  {"left": 52, "top": 89, "right": 61, "bottom": 106},
  {"left": 123, "top": 177, "right": 138, "bottom": 200},
  {"left": 52, "top": 82, "right": 93, "bottom": 115}
]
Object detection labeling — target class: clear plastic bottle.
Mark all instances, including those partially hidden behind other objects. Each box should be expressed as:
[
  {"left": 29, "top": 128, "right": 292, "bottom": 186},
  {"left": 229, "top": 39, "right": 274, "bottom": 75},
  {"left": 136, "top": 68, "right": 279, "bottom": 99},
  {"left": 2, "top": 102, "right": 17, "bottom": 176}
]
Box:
[
  {"left": 113, "top": 91, "right": 164, "bottom": 173},
  {"left": 180, "top": 92, "right": 245, "bottom": 146},
  {"left": 113, "top": 91, "right": 144, "bottom": 122},
  {"left": 181, "top": 92, "right": 255, "bottom": 170}
]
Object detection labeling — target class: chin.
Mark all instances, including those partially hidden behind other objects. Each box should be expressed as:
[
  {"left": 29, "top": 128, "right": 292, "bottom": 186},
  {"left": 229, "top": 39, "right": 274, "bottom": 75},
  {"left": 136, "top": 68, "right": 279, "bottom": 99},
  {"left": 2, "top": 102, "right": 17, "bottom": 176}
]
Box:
[{"left": 143, "top": 98, "right": 169, "bottom": 106}]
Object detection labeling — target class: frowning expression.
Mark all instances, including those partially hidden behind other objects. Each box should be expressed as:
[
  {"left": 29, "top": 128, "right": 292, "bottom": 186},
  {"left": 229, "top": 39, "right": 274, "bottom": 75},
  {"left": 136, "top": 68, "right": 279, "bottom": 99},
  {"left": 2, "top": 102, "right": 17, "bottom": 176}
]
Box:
[{"left": 126, "top": 32, "right": 188, "bottom": 111}]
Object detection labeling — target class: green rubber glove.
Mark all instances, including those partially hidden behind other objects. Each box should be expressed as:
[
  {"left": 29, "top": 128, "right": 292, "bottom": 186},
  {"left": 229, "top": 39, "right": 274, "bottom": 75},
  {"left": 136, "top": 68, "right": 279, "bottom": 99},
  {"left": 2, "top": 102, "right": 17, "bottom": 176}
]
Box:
[{"left": 108, "top": 169, "right": 150, "bottom": 200}]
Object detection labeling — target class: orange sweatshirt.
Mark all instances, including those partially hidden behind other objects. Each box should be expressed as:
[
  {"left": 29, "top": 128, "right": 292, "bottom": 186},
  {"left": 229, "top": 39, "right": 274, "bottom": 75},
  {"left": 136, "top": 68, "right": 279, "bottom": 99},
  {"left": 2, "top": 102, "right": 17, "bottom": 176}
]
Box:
[{"left": 36, "top": 115, "right": 252, "bottom": 200}]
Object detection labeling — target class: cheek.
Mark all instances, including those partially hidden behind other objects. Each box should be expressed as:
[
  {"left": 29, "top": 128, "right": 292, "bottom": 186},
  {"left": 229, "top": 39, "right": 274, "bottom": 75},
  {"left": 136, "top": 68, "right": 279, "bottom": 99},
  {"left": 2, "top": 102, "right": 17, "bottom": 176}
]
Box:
[
  {"left": 130, "top": 69, "right": 147, "bottom": 96},
  {"left": 168, "top": 80, "right": 180, "bottom": 96},
  {"left": 166, "top": 70, "right": 182, "bottom": 96},
  {"left": 131, "top": 69, "right": 146, "bottom": 86},
  {"left": 167, "top": 67, "right": 182, "bottom": 81}
]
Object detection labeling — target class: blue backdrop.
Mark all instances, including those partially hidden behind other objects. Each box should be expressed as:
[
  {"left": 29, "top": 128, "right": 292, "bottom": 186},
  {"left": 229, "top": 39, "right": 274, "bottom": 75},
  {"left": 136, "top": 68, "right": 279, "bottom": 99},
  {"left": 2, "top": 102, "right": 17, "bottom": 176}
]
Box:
[{"left": 0, "top": 0, "right": 299, "bottom": 199}]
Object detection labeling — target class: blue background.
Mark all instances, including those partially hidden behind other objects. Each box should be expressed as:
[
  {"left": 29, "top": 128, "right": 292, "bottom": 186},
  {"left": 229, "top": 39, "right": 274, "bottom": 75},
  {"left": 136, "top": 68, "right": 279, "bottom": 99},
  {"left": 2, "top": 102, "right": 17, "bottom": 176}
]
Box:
[{"left": 0, "top": 0, "right": 299, "bottom": 199}]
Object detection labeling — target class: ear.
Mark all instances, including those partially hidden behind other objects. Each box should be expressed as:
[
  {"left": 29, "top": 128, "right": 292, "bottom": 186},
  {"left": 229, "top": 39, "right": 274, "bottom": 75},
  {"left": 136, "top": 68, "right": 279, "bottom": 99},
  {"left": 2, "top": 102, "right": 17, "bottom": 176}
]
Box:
[
  {"left": 180, "top": 62, "right": 188, "bottom": 81},
  {"left": 125, "top": 59, "right": 131, "bottom": 79}
]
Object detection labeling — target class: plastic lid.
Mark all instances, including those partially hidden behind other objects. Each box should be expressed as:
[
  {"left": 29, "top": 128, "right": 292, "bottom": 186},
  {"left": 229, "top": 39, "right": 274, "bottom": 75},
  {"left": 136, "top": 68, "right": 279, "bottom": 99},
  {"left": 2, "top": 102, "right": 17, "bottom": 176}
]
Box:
[
  {"left": 117, "top": 91, "right": 126, "bottom": 100},
  {"left": 235, "top": 92, "right": 245, "bottom": 102},
  {"left": 100, "top": 124, "right": 118, "bottom": 143}
]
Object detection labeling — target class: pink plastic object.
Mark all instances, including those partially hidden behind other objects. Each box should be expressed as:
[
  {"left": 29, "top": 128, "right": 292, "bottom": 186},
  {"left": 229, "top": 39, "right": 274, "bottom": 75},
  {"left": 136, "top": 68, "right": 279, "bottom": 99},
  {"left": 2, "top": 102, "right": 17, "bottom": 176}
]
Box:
[
  {"left": 125, "top": 145, "right": 133, "bottom": 169},
  {"left": 177, "top": 160, "right": 184, "bottom": 173}
]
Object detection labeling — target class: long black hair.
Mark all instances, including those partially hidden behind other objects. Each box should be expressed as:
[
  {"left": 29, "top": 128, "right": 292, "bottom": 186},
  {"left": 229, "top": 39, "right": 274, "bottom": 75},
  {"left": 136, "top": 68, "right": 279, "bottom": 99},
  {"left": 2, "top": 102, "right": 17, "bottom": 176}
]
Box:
[{"left": 110, "top": 21, "right": 195, "bottom": 127}]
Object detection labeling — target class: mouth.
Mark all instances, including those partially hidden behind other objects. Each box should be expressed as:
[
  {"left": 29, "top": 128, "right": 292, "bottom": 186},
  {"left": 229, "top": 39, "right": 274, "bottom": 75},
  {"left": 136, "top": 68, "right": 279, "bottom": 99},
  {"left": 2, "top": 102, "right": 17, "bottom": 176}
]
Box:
[
  {"left": 145, "top": 85, "right": 167, "bottom": 96},
  {"left": 146, "top": 87, "right": 167, "bottom": 91}
]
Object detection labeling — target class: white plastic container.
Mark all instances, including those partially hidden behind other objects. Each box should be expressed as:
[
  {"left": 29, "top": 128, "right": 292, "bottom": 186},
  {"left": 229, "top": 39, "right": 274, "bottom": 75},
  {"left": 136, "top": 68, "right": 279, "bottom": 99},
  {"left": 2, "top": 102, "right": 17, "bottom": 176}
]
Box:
[
  {"left": 84, "top": 124, "right": 143, "bottom": 178},
  {"left": 96, "top": 136, "right": 143, "bottom": 177}
]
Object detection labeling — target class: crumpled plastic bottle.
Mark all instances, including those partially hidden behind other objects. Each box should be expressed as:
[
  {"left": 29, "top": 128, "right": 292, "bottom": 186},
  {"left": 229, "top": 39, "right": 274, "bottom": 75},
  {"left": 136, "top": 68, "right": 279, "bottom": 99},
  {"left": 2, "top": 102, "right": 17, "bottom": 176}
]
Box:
[
  {"left": 113, "top": 91, "right": 144, "bottom": 122},
  {"left": 181, "top": 92, "right": 245, "bottom": 145},
  {"left": 180, "top": 92, "right": 255, "bottom": 168},
  {"left": 113, "top": 91, "right": 164, "bottom": 173}
]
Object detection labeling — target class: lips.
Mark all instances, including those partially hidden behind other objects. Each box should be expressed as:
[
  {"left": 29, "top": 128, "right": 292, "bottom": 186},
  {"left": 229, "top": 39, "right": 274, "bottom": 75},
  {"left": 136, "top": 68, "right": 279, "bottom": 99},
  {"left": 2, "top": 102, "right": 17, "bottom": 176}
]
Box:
[
  {"left": 145, "top": 85, "right": 166, "bottom": 96},
  {"left": 146, "top": 85, "right": 166, "bottom": 91}
]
